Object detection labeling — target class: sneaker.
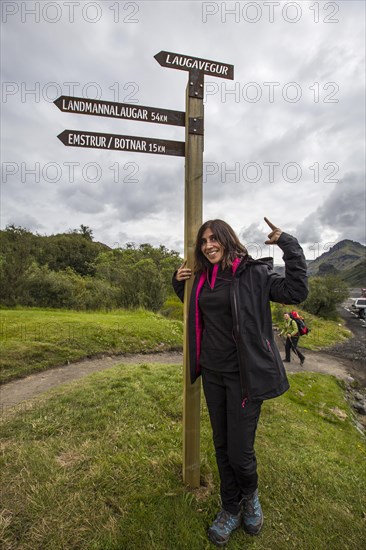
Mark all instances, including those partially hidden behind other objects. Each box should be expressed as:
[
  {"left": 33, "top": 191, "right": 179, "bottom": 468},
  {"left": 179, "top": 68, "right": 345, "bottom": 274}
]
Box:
[
  {"left": 282, "top": 358, "right": 290, "bottom": 363},
  {"left": 242, "top": 489, "right": 263, "bottom": 535},
  {"left": 208, "top": 508, "right": 241, "bottom": 546},
  {"left": 300, "top": 357, "right": 305, "bottom": 365}
]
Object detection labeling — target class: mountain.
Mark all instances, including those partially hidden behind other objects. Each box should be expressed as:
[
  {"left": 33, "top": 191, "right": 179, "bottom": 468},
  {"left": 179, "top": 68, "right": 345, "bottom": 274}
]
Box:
[
  {"left": 339, "top": 259, "right": 366, "bottom": 286},
  {"left": 306, "top": 239, "right": 366, "bottom": 285},
  {"left": 273, "top": 240, "right": 366, "bottom": 285}
]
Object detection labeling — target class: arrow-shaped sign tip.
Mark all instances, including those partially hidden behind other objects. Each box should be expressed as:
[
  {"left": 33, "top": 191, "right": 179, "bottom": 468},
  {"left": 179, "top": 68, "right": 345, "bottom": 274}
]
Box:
[
  {"left": 57, "top": 130, "right": 67, "bottom": 144},
  {"left": 154, "top": 51, "right": 165, "bottom": 65},
  {"left": 54, "top": 96, "right": 63, "bottom": 109}
]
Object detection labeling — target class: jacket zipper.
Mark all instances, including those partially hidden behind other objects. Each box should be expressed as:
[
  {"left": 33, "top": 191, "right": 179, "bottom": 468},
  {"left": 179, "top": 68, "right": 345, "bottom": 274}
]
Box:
[
  {"left": 266, "top": 338, "right": 274, "bottom": 357},
  {"left": 266, "top": 338, "right": 281, "bottom": 374},
  {"left": 232, "top": 276, "right": 250, "bottom": 407},
  {"left": 233, "top": 279, "right": 241, "bottom": 337}
]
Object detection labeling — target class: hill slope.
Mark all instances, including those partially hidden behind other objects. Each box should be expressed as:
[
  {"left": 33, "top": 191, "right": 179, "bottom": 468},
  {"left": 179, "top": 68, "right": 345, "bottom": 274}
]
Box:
[{"left": 306, "top": 239, "right": 365, "bottom": 285}]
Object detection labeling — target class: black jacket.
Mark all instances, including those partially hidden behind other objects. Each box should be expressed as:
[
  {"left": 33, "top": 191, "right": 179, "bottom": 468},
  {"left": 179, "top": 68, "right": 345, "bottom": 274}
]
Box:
[{"left": 172, "top": 232, "right": 308, "bottom": 402}]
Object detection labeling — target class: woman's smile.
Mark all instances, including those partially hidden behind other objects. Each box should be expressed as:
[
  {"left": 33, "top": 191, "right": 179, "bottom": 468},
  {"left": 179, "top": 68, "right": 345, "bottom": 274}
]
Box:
[{"left": 201, "top": 228, "right": 224, "bottom": 264}]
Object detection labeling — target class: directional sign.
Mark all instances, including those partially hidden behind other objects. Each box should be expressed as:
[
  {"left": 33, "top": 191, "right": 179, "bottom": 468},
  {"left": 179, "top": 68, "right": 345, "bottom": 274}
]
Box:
[
  {"left": 154, "top": 51, "right": 234, "bottom": 80},
  {"left": 54, "top": 96, "right": 185, "bottom": 127},
  {"left": 57, "top": 130, "right": 185, "bottom": 156}
]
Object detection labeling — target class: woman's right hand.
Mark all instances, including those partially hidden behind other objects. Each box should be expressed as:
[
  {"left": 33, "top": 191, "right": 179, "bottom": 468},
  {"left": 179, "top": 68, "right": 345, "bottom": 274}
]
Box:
[{"left": 176, "top": 260, "right": 192, "bottom": 281}]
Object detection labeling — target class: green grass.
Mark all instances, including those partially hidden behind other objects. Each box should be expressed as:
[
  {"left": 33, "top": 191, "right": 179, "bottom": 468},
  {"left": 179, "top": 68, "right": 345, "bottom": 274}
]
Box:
[
  {"left": 0, "top": 308, "right": 183, "bottom": 384},
  {"left": 1, "top": 364, "right": 365, "bottom": 550},
  {"left": 0, "top": 304, "right": 352, "bottom": 384}
]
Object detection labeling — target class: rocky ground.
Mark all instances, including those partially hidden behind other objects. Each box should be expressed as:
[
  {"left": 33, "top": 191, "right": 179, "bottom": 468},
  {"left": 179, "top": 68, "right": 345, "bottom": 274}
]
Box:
[
  {"left": 326, "top": 304, "right": 366, "bottom": 431},
  {"left": 327, "top": 307, "right": 365, "bottom": 366}
]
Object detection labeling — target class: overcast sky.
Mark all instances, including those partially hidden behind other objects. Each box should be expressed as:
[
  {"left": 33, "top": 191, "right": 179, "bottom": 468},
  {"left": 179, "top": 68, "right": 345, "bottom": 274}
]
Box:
[{"left": 1, "top": 0, "right": 365, "bottom": 263}]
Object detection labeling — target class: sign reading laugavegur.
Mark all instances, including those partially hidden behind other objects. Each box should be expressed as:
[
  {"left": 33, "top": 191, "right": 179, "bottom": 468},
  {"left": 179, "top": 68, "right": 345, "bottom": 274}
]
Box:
[
  {"left": 154, "top": 51, "right": 234, "bottom": 80},
  {"left": 54, "top": 96, "right": 185, "bottom": 126}
]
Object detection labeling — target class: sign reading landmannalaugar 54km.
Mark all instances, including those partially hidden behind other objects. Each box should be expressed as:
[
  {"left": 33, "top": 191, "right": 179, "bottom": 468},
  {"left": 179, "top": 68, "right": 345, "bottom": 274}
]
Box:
[{"left": 54, "top": 96, "right": 185, "bottom": 127}]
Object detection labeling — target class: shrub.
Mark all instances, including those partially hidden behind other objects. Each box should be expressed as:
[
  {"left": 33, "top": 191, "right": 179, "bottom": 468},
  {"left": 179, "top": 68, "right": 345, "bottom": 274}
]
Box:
[
  {"left": 160, "top": 294, "right": 183, "bottom": 320},
  {"left": 302, "top": 275, "right": 349, "bottom": 319}
]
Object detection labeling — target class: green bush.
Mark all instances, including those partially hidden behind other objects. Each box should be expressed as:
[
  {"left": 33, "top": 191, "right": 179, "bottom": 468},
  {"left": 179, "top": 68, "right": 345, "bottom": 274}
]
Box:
[
  {"left": 129, "top": 259, "right": 166, "bottom": 312},
  {"left": 303, "top": 275, "right": 349, "bottom": 319},
  {"left": 83, "top": 277, "right": 118, "bottom": 310},
  {"left": 161, "top": 294, "right": 184, "bottom": 320},
  {"left": 0, "top": 226, "right": 183, "bottom": 312},
  {"left": 22, "top": 264, "right": 82, "bottom": 309}
]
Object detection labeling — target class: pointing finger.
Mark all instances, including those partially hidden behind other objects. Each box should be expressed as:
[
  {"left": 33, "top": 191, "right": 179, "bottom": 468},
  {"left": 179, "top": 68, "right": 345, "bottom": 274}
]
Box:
[{"left": 264, "top": 217, "right": 278, "bottom": 231}]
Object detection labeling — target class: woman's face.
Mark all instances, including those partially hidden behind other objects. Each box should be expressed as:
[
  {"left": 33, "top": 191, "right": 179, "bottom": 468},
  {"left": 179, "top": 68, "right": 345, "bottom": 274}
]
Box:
[{"left": 201, "top": 227, "right": 224, "bottom": 265}]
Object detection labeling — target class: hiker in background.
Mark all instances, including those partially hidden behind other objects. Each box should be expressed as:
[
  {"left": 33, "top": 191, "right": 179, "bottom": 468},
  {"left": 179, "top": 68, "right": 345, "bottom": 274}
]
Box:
[
  {"left": 280, "top": 312, "right": 305, "bottom": 365},
  {"left": 173, "top": 218, "right": 307, "bottom": 547}
]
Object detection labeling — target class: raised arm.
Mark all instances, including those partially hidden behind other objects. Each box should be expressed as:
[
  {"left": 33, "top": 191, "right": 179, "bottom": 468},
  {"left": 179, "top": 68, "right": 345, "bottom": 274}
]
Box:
[{"left": 263, "top": 217, "right": 308, "bottom": 304}]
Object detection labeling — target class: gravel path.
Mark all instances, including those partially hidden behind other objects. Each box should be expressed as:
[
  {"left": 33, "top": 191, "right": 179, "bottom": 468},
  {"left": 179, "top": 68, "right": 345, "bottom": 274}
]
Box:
[
  {"left": 1, "top": 347, "right": 364, "bottom": 412},
  {"left": 0, "top": 351, "right": 183, "bottom": 410}
]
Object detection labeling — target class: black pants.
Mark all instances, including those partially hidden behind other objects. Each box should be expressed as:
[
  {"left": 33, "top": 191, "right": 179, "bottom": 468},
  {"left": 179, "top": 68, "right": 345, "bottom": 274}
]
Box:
[
  {"left": 202, "top": 368, "right": 262, "bottom": 515},
  {"left": 285, "top": 336, "right": 305, "bottom": 362}
]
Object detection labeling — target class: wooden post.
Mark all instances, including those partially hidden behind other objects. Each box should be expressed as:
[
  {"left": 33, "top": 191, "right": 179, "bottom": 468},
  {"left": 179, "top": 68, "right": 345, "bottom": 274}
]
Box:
[
  {"left": 58, "top": 50, "right": 234, "bottom": 490},
  {"left": 182, "top": 69, "right": 204, "bottom": 488}
]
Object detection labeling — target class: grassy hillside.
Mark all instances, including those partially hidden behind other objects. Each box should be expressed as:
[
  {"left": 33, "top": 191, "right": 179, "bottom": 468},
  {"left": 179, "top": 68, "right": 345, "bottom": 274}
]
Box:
[
  {"left": 340, "top": 258, "right": 366, "bottom": 286},
  {"left": 0, "top": 308, "right": 182, "bottom": 384},
  {"left": 307, "top": 239, "right": 365, "bottom": 282},
  {"left": 1, "top": 364, "right": 365, "bottom": 549}
]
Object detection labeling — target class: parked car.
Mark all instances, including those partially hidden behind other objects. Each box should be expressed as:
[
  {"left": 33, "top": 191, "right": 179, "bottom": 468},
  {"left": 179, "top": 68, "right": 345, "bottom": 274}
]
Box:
[{"left": 351, "top": 297, "right": 366, "bottom": 319}]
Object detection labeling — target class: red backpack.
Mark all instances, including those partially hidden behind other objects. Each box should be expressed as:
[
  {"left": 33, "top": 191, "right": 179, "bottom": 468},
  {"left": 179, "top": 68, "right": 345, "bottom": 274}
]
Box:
[{"left": 289, "top": 311, "right": 310, "bottom": 336}]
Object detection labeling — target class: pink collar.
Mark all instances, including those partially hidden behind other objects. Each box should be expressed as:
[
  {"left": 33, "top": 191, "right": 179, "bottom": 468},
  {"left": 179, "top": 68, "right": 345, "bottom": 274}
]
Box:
[{"left": 206, "top": 257, "right": 242, "bottom": 290}]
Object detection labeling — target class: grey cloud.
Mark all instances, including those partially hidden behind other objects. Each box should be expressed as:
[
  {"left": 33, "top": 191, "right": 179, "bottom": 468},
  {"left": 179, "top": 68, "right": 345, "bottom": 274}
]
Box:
[
  {"left": 1, "top": 0, "right": 365, "bottom": 260},
  {"left": 295, "top": 172, "right": 366, "bottom": 244},
  {"left": 6, "top": 211, "right": 44, "bottom": 232},
  {"left": 58, "top": 186, "right": 105, "bottom": 214},
  {"left": 238, "top": 222, "right": 271, "bottom": 260},
  {"left": 294, "top": 212, "right": 323, "bottom": 244},
  {"left": 55, "top": 163, "right": 183, "bottom": 222},
  {"left": 239, "top": 222, "right": 264, "bottom": 246}
]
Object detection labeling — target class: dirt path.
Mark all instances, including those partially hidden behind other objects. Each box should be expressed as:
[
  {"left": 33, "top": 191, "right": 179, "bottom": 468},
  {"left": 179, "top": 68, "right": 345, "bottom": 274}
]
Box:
[
  {"left": 1, "top": 346, "right": 364, "bottom": 411},
  {"left": 0, "top": 351, "right": 183, "bottom": 409}
]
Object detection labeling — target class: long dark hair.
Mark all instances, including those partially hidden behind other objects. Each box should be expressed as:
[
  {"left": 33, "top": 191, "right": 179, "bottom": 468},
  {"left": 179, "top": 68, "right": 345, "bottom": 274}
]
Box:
[{"left": 194, "top": 219, "right": 248, "bottom": 272}]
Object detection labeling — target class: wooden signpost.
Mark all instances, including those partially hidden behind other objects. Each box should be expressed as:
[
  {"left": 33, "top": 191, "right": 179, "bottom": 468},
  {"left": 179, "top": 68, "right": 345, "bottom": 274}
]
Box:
[{"left": 55, "top": 51, "right": 234, "bottom": 488}]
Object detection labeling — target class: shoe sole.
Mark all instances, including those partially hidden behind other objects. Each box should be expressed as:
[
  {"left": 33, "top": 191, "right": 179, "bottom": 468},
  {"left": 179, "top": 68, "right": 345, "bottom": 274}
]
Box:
[
  {"left": 207, "top": 530, "right": 229, "bottom": 547},
  {"left": 243, "top": 515, "right": 264, "bottom": 536}
]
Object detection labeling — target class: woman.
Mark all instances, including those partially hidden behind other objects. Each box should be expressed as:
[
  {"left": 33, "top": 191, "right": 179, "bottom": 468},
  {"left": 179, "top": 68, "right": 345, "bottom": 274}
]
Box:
[{"left": 172, "top": 217, "right": 308, "bottom": 546}]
